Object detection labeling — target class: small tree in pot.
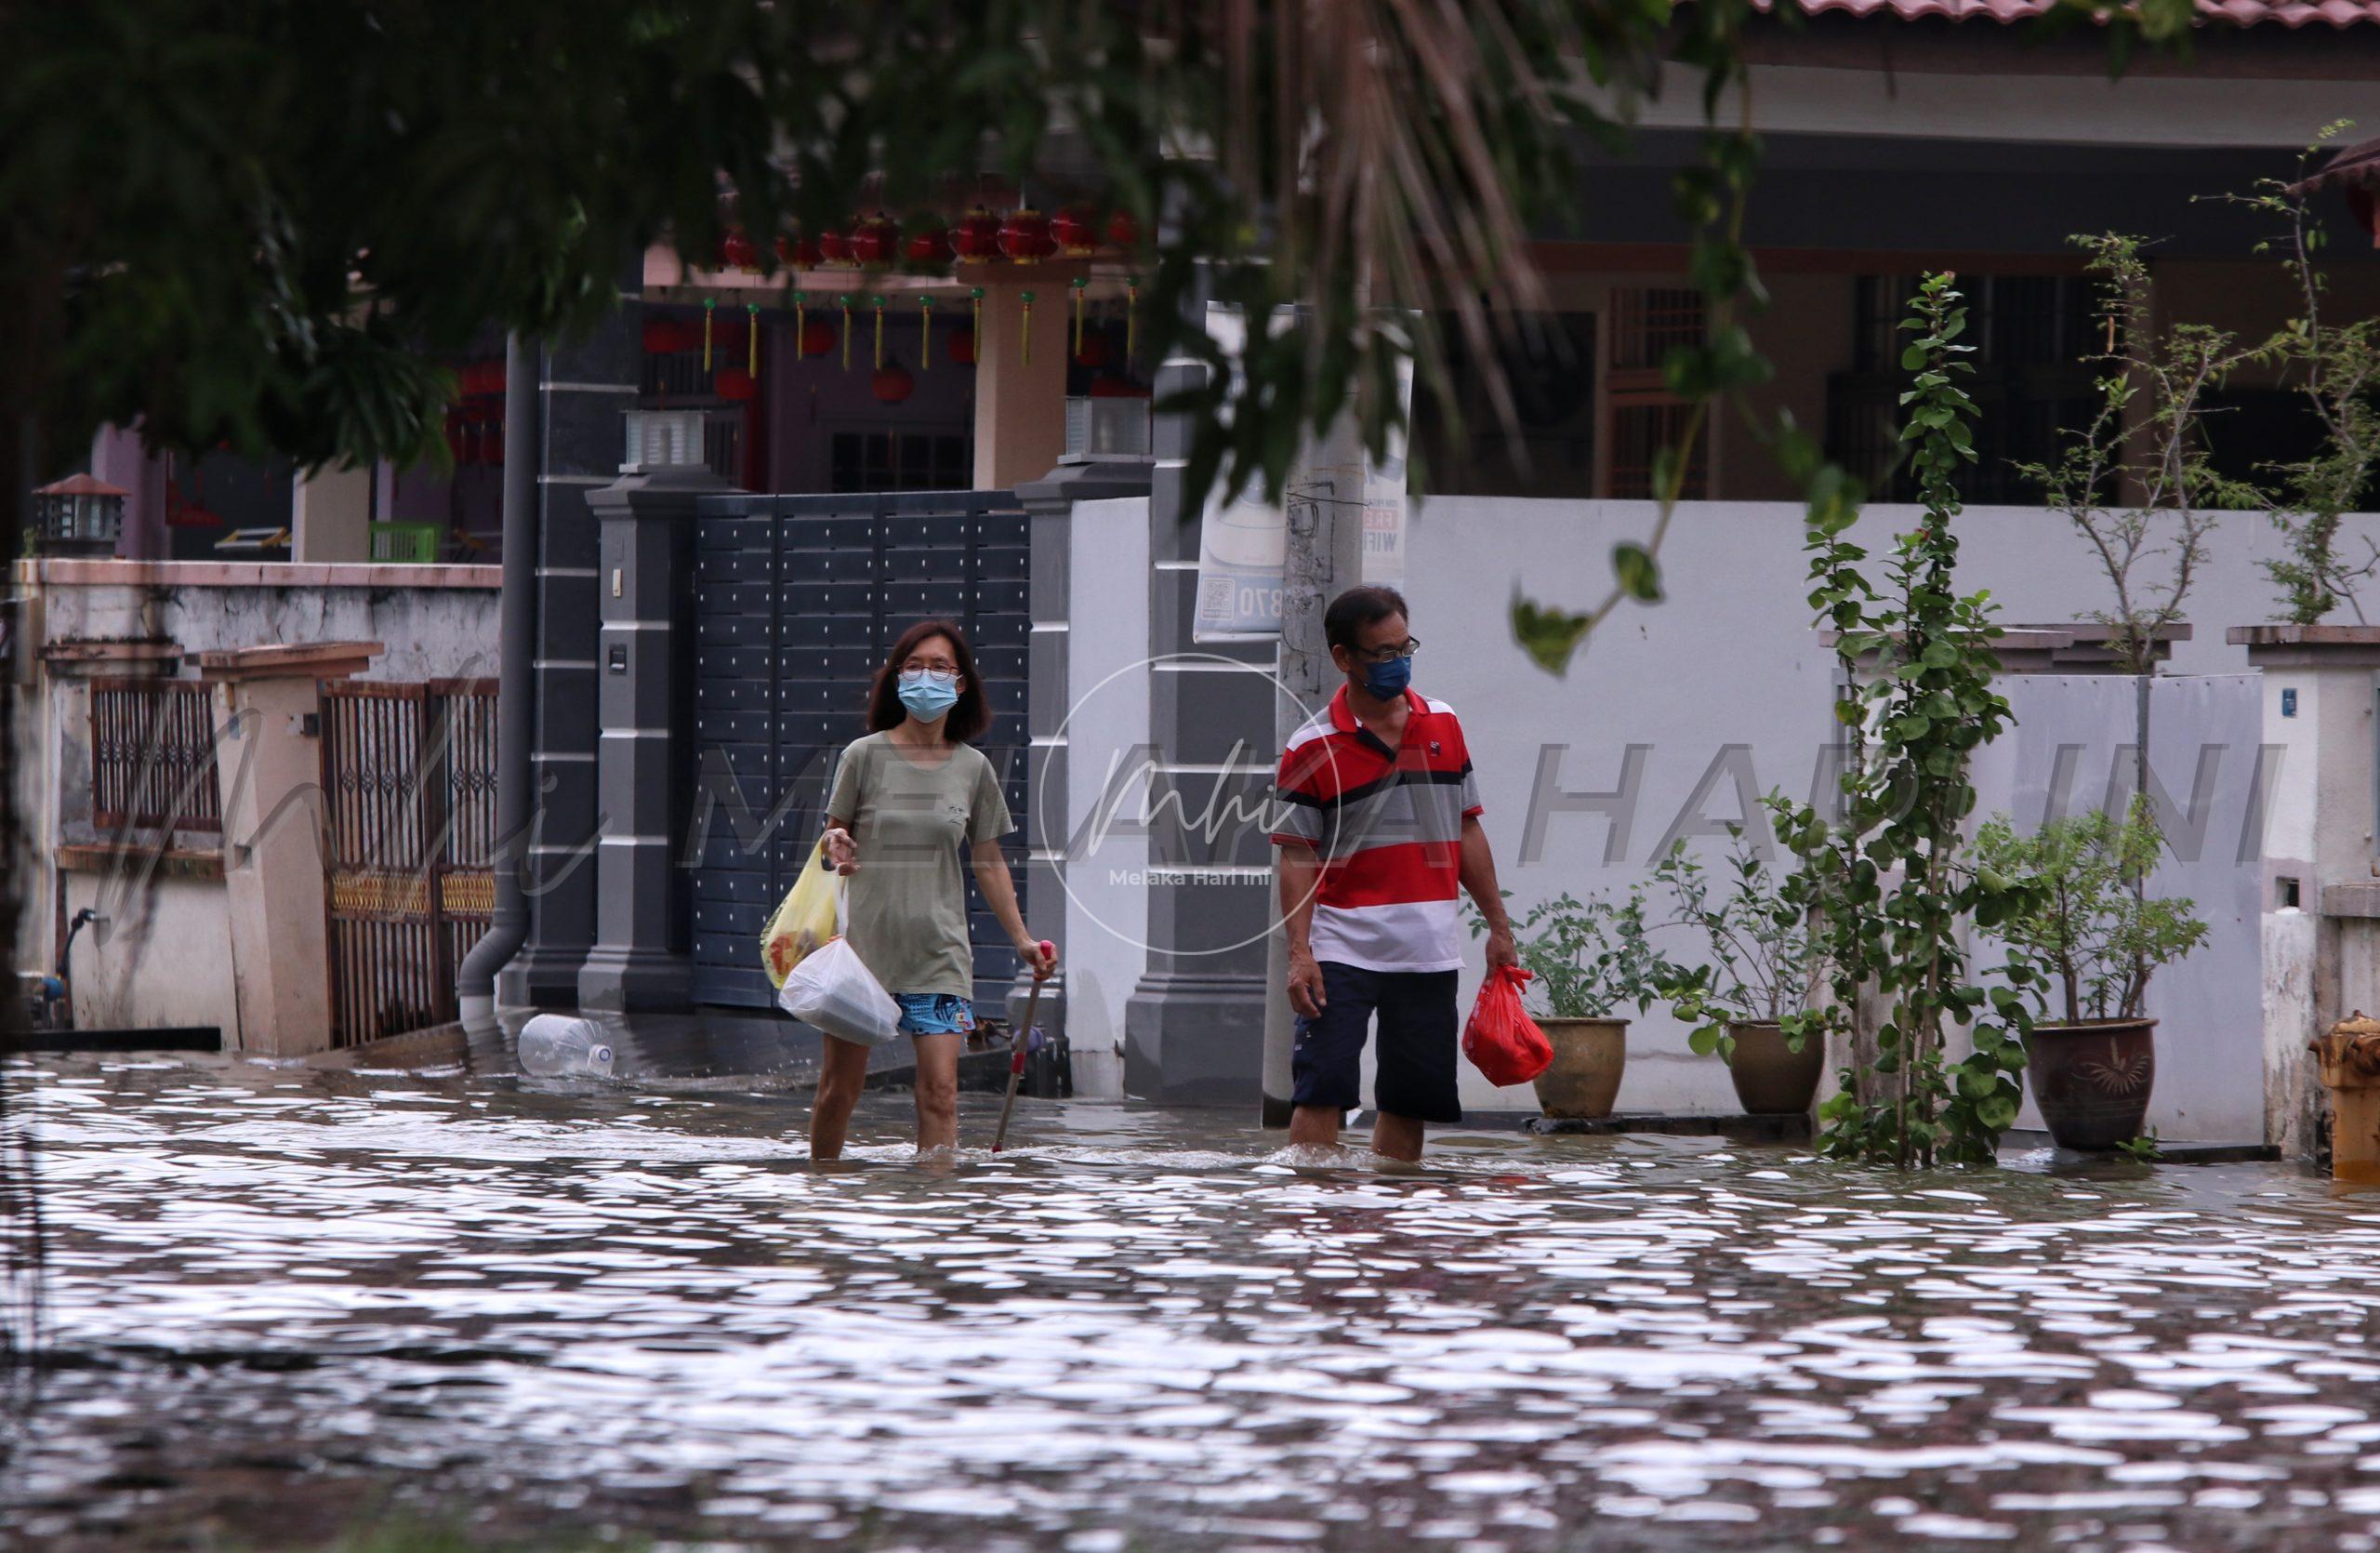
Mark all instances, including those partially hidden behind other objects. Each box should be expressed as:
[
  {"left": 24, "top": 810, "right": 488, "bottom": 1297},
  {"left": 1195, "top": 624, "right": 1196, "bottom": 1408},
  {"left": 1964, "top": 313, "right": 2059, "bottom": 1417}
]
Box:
[
  {"left": 1471, "top": 889, "right": 1672, "bottom": 1120},
  {"left": 1649, "top": 830, "right": 1829, "bottom": 1116},
  {"left": 1974, "top": 798, "right": 2209, "bottom": 1149}
]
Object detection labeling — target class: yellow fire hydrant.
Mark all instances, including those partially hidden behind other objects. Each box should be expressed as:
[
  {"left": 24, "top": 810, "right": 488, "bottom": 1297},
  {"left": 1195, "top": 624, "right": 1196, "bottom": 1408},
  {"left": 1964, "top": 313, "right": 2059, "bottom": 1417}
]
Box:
[{"left": 2311, "top": 1012, "right": 2380, "bottom": 1183}]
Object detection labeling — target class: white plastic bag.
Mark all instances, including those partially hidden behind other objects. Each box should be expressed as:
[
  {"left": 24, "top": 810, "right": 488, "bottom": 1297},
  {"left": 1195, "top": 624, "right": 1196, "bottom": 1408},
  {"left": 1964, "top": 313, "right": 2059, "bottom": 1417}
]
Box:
[{"left": 776, "top": 936, "right": 901, "bottom": 1049}]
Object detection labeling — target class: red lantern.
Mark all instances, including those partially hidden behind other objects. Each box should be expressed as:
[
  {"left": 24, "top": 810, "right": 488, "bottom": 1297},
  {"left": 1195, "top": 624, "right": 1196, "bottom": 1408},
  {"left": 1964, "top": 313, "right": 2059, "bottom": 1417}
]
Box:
[
  {"left": 951, "top": 206, "right": 1001, "bottom": 263},
  {"left": 906, "top": 227, "right": 954, "bottom": 266},
  {"left": 819, "top": 228, "right": 854, "bottom": 265},
  {"left": 850, "top": 212, "right": 901, "bottom": 267},
  {"left": 946, "top": 325, "right": 975, "bottom": 366},
  {"left": 1088, "top": 374, "right": 1149, "bottom": 399},
  {"left": 714, "top": 366, "right": 758, "bottom": 402},
  {"left": 778, "top": 234, "right": 824, "bottom": 269},
  {"left": 721, "top": 231, "right": 760, "bottom": 271},
  {"left": 998, "top": 206, "right": 1055, "bottom": 263},
  {"left": 871, "top": 363, "right": 915, "bottom": 404},
  {"left": 1051, "top": 206, "right": 1099, "bottom": 258},
  {"left": 800, "top": 320, "right": 838, "bottom": 358},
  {"left": 1105, "top": 211, "right": 1140, "bottom": 251},
  {"left": 1073, "top": 331, "right": 1111, "bottom": 369}
]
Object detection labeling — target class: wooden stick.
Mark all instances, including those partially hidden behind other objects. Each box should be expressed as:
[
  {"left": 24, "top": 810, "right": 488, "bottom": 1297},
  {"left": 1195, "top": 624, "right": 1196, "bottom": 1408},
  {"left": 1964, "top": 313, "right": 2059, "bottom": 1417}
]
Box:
[{"left": 991, "top": 942, "right": 1057, "bottom": 1154}]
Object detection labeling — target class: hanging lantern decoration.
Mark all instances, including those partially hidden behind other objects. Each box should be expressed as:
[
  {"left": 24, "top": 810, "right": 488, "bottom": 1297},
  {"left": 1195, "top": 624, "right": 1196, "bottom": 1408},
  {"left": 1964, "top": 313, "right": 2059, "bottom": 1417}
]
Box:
[
  {"left": 947, "top": 324, "right": 975, "bottom": 366},
  {"left": 1020, "top": 289, "right": 1036, "bottom": 366},
  {"left": 747, "top": 302, "right": 761, "bottom": 378},
  {"left": 1125, "top": 273, "right": 1140, "bottom": 365},
  {"left": 820, "top": 227, "right": 854, "bottom": 266},
  {"left": 872, "top": 362, "right": 915, "bottom": 405},
  {"left": 800, "top": 318, "right": 837, "bottom": 358},
  {"left": 1052, "top": 206, "right": 1099, "bottom": 258},
  {"left": 837, "top": 293, "right": 854, "bottom": 369},
  {"left": 721, "top": 230, "right": 760, "bottom": 271},
  {"left": 791, "top": 290, "right": 809, "bottom": 359},
  {"left": 851, "top": 211, "right": 901, "bottom": 268},
  {"left": 1071, "top": 276, "right": 1089, "bottom": 359},
  {"left": 998, "top": 206, "right": 1055, "bottom": 264},
  {"left": 1105, "top": 211, "right": 1140, "bottom": 252},
  {"left": 951, "top": 205, "right": 1001, "bottom": 263},
  {"left": 702, "top": 298, "right": 717, "bottom": 371},
  {"left": 870, "top": 294, "right": 888, "bottom": 370},
  {"left": 714, "top": 366, "right": 758, "bottom": 403},
  {"left": 906, "top": 225, "right": 954, "bottom": 267},
  {"left": 779, "top": 233, "right": 824, "bottom": 269},
  {"left": 919, "top": 296, "right": 934, "bottom": 373}
]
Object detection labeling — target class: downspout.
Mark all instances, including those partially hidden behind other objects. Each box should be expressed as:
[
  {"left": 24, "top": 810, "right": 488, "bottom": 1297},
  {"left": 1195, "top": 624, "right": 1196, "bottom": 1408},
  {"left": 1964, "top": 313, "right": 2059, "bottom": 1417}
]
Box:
[{"left": 457, "top": 333, "right": 541, "bottom": 1015}]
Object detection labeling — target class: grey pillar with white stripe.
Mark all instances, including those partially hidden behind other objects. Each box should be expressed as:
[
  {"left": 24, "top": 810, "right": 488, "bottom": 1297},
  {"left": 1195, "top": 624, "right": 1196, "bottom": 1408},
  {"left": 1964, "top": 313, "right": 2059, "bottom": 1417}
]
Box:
[
  {"left": 498, "top": 270, "right": 642, "bottom": 1007},
  {"left": 578, "top": 463, "right": 729, "bottom": 1011},
  {"left": 1121, "top": 349, "right": 1278, "bottom": 1106}
]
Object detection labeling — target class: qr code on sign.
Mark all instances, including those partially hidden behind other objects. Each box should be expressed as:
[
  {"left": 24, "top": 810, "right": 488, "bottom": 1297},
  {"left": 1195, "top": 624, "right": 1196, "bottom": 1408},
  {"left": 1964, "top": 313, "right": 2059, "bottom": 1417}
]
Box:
[{"left": 1197, "top": 574, "right": 1234, "bottom": 625}]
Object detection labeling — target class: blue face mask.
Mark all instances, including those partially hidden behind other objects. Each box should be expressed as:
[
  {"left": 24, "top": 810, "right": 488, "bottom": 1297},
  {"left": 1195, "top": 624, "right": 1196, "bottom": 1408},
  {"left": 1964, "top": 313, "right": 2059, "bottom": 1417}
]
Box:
[
  {"left": 1358, "top": 654, "right": 1412, "bottom": 701},
  {"left": 897, "top": 669, "right": 961, "bottom": 721}
]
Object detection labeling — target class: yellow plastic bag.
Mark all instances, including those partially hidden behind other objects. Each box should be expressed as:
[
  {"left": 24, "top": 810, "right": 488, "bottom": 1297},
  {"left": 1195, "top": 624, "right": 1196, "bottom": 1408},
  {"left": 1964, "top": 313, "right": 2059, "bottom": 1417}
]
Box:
[{"left": 760, "top": 840, "right": 840, "bottom": 989}]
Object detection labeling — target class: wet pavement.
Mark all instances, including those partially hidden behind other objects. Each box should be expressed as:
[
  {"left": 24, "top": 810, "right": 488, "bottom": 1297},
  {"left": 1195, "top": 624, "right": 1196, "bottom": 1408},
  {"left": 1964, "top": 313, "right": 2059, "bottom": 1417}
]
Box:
[{"left": 7, "top": 1044, "right": 2380, "bottom": 1550}]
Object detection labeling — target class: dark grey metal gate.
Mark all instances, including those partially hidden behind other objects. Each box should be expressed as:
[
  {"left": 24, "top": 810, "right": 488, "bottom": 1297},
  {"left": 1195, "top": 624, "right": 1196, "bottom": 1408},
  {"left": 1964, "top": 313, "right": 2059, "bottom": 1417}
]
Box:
[{"left": 688, "top": 490, "right": 1031, "bottom": 1009}]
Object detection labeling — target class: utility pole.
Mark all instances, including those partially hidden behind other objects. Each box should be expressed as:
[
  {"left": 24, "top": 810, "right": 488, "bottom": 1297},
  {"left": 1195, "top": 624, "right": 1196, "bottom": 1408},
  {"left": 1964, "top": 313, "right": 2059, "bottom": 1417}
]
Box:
[{"left": 1260, "top": 453, "right": 1365, "bottom": 1128}]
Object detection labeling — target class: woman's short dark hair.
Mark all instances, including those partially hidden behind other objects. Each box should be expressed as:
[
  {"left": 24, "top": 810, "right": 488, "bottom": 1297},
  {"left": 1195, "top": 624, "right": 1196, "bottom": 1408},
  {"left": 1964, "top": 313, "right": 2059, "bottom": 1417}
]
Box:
[
  {"left": 866, "top": 617, "right": 992, "bottom": 743},
  {"left": 1324, "top": 585, "right": 1411, "bottom": 652}
]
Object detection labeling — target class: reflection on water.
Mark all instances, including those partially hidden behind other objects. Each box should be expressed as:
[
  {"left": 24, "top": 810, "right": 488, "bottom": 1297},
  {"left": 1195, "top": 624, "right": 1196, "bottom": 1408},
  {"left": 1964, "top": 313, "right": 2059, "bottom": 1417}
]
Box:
[{"left": 8, "top": 1051, "right": 2380, "bottom": 1549}]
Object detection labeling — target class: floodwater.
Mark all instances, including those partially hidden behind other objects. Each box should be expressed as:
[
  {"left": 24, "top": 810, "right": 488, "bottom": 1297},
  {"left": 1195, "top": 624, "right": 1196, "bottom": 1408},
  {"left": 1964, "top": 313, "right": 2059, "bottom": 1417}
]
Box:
[{"left": 7, "top": 1050, "right": 2380, "bottom": 1551}]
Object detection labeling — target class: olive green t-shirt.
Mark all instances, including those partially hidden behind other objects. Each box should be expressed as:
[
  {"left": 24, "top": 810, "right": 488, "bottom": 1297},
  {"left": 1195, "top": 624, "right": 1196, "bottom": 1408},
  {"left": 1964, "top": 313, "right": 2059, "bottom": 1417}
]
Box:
[{"left": 825, "top": 733, "right": 1013, "bottom": 999}]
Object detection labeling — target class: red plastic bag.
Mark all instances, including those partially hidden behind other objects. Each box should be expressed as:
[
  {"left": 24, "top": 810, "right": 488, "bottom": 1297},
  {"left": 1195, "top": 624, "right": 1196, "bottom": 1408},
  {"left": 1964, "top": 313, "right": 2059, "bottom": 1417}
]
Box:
[{"left": 1463, "top": 964, "right": 1554, "bottom": 1086}]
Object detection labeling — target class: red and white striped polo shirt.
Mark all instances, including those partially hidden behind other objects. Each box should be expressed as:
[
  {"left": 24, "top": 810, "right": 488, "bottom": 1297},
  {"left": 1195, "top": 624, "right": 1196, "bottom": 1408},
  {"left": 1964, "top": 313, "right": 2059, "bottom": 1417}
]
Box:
[{"left": 1270, "top": 686, "right": 1484, "bottom": 973}]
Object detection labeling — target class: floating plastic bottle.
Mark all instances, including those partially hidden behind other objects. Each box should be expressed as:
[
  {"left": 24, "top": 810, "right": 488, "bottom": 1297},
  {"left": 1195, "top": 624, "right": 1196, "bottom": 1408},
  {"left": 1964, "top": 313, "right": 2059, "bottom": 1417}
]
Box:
[{"left": 517, "top": 1015, "right": 615, "bottom": 1078}]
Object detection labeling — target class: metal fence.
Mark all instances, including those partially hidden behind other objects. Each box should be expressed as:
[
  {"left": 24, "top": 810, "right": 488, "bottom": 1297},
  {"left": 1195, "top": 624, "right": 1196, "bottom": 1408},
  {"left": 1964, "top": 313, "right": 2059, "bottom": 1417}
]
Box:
[
  {"left": 89, "top": 678, "right": 223, "bottom": 833},
  {"left": 319, "top": 678, "right": 499, "bottom": 1045}
]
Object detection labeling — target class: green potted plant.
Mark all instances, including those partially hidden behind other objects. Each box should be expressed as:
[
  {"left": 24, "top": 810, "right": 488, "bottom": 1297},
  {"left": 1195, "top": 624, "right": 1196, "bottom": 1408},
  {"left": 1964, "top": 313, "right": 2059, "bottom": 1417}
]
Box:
[
  {"left": 1650, "top": 830, "right": 1829, "bottom": 1116},
  {"left": 1974, "top": 798, "right": 2209, "bottom": 1150},
  {"left": 1472, "top": 889, "right": 1671, "bottom": 1120}
]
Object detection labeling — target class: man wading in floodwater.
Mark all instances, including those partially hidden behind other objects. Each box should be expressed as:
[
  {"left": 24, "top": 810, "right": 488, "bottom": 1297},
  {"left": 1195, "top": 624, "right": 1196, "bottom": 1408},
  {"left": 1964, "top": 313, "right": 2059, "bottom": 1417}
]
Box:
[{"left": 1270, "top": 585, "right": 1519, "bottom": 1161}]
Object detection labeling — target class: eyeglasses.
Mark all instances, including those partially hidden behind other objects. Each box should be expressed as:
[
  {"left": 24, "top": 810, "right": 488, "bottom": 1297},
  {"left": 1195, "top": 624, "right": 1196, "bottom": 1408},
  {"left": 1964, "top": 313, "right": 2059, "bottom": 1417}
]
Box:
[
  {"left": 900, "top": 666, "right": 959, "bottom": 685},
  {"left": 1351, "top": 637, "right": 1420, "bottom": 666}
]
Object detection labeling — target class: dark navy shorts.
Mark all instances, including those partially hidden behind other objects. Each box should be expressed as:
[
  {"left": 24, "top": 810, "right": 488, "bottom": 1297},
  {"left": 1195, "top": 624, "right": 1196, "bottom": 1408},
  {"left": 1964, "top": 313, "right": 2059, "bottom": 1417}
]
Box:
[{"left": 1292, "top": 962, "right": 1461, "bottom": 1124}]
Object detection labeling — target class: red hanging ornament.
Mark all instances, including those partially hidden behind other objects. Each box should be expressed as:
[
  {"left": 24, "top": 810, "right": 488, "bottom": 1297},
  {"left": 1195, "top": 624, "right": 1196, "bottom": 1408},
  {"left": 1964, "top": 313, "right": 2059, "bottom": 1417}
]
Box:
[
  {"left": 906, "top": 227, "right": 954, "bottom": 267},
  {"left": 998, "top": 206, "right": 1055, "bottom": 263},
  {"left": 720, "top": 231, "right": 760, "bottom": 271},
  {"left": 871, "top": 363, "right": 915, "bottom": 404},
  {"left": 800, "top": 319, "right": 836, "bottom": 359},
  {"left": 850, "top": 212, "right": 901, "bottom": 267},
  {"left": 714, "top": 366, "right": 758, "bottom": 403},
  {"left": 951, "top": 206, "right": 1001, "bottom": 263},
  {"left": 1051, "top": 206, "right": 1099, "bottom": 258},
  {"left": 946, "top": 325, "right": 975, "bottom": 366},
  {"left": 1105, "top": 211, "right": 1140, "bottom": 251},
  {"left": 819, "top": 228, "right": 854, "bottom": 265}
]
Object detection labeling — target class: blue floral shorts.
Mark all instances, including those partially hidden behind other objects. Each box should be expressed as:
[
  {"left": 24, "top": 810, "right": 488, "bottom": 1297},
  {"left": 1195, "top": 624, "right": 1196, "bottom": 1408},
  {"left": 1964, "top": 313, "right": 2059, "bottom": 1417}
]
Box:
[{"left": 892, "top": 993, "right": 975, "bottom": 1037}]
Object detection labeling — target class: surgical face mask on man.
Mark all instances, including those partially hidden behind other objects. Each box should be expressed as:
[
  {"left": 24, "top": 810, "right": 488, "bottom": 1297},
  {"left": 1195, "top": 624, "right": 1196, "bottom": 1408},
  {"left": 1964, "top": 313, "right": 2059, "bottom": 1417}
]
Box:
[
  {"left": 1357, "top": 654, "right": 1412, "bottom": 700},
  {"left": 897, "top": 668, "right": 961, "bottom": 721}
]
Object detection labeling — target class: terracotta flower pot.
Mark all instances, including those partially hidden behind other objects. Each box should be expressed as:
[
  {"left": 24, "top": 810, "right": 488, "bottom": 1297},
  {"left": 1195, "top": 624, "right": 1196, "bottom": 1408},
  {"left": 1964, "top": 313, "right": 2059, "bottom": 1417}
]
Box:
[
  {"left": 1726, "top": 1020, "right": 1824, "bottom": 1116},
  {"left": 2026, "top": 1017, "right": 2157, "bottom": 1150},
  {"left": 1534, "top": 1016, "right": 1627, "bottom": 1120}
]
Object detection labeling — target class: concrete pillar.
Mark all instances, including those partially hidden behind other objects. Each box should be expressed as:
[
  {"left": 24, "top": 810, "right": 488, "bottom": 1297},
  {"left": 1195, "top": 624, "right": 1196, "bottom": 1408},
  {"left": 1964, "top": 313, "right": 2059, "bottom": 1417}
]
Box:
[
  {"left": 972, "top": 277, "right": 1074, "bottom": 489},
  {"left": 502, "top": 262, "right": 643, "bottom": 1008},
  {"left": 1009, "top": 458, "right": 1156, "bottom": 1060},
  {"left": 1121, "top": 342, "right": 1277, "bottom": 1106},
  {"left": 576, "top": 463, "right": 728, "bottom": 1010},
  {"left": 293, "top": 460, "right": 376, "bottom": 563},
  {"left": 190, "top": 640, "right": 382, "bottom": 1055},
  {"left": 2231, "top": 624, "right": 2380, "bottom": 1161},
  {"left": 87, "top": 427, "right": 167, "bottom": 561}
]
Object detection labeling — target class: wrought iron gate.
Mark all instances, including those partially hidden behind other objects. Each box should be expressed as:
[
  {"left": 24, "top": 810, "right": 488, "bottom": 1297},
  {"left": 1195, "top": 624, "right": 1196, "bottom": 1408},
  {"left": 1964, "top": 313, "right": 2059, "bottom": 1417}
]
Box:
[
  {"left": 319, "top": 679, "right": 499, "bottom": 1044},
  {"left": 688, "top": 490, "right": 1030, "bottom": 1008}
]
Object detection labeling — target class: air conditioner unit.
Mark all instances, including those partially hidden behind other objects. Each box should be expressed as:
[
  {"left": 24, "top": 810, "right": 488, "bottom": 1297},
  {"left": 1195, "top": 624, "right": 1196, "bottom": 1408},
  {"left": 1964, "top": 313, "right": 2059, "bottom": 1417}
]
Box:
[
  {"left": 1062, "top": 395, "right": 1153, "bottom": 462},
  {"left": 622, "top": 408, "right": 709, "bottom": 471}
]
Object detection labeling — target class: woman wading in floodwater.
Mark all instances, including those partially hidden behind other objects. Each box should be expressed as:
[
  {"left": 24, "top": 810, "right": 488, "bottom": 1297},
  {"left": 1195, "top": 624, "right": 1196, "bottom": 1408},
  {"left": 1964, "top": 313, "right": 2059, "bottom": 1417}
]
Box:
[{"left": 812, "top": 619, "right": 1055, "bottom": 1160}]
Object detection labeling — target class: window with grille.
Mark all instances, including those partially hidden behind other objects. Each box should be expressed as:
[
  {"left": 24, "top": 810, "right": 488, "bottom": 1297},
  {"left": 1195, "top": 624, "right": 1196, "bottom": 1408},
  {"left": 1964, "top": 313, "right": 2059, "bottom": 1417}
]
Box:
[
  {"left": 829, "top": 431, "right": 971, "bottom": 493},
  {"left": 1828, "top": 275, "right": 2098, "bottom": 505},
  {"left": 1606, "top": 287, "right": 1708, "bottom": 500}
]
